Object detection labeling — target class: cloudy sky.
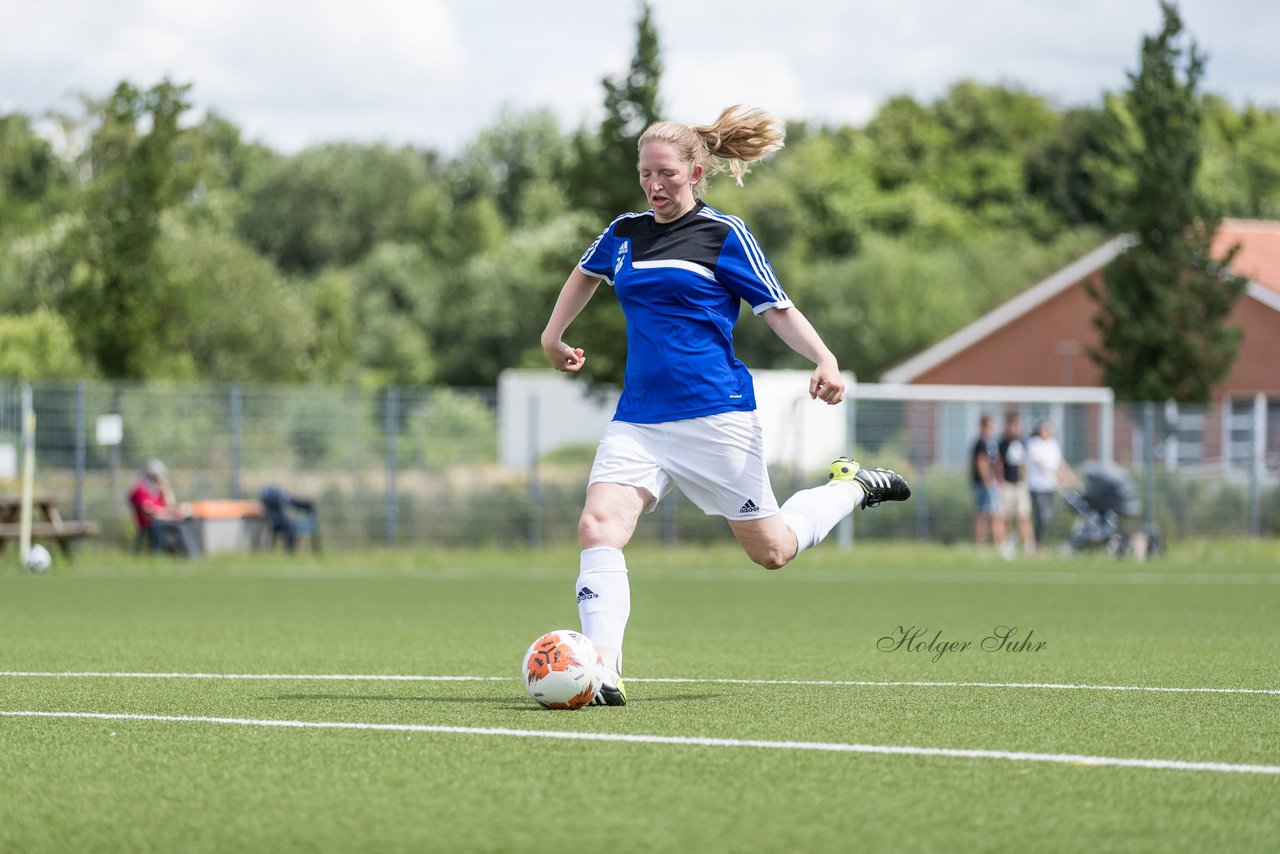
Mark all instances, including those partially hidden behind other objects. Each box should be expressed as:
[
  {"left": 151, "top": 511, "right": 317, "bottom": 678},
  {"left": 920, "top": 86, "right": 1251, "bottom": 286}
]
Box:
[{"left": 3, "top": 0, "right": 1277, "bottom": 153}]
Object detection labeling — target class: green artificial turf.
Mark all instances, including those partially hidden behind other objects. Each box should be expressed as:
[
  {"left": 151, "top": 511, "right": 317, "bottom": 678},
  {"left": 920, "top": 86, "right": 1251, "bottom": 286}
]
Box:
[{"left": 1, "top": 542, "right": 1277, "bottom": 852}]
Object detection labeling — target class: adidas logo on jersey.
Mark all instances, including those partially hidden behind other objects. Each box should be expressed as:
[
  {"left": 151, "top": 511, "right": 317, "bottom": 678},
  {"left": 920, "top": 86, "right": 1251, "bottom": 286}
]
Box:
[
  {"left": 614, "top": 240, "right": 629, "bottom": 274},
  {"left": 576, "top": 586, "right": 599, "bottom": 603},
  {"left": 739, "top": 499, "right": 760, "bottom": 514}
]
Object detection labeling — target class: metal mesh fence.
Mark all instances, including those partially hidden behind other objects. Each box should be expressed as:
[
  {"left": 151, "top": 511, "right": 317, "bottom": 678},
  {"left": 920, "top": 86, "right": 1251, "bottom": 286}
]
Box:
[{"left": 1, "top": 378, "right": 1276, "bottom": 555}]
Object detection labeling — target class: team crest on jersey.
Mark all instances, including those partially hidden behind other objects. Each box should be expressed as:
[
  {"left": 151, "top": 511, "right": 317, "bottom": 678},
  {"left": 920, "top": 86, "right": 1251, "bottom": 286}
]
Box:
[{"left": 615, "top": 240, "right": 629, "bottom": 274}]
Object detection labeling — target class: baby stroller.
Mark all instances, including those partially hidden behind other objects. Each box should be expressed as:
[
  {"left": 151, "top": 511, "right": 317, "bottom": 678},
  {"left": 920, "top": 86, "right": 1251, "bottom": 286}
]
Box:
[{"left": 1059, "top": 464, "right": 1162, "bottom": 559}]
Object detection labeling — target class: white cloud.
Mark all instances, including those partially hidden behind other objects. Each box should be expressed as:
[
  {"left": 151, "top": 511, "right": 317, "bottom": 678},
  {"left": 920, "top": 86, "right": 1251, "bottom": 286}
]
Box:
[
  {"left": 1, "top": 0, "right": 1276, "bottom": 152},
  {"left": 662, "top": 49, "right": 807, "bottom": 124}
]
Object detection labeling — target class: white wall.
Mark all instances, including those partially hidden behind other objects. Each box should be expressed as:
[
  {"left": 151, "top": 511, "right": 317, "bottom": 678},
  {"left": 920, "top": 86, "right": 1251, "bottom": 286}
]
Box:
[
  {"left": 498, "top": 369, "right": 854, "bottom": 471},
  {"left": 497, "top": 370, "right": 618, "bottom": 469}
]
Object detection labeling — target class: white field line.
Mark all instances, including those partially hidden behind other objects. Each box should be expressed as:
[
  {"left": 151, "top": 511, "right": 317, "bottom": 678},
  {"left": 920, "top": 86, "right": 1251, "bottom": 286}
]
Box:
[
  {"left": 2, "top": 709, "right": 1277, "bottom": 776},
  {"left": 47, "top": 568, "right": 1280, "bottom": 585},
  {"left": 677, "top": 570, "right": 1280, "bottom": 586},
  {"left": 1, "top": 671, "right": 1277, "bottom": 695},
  {"left": 499, "top": 569, "right": 1280, "bottom": 586}
]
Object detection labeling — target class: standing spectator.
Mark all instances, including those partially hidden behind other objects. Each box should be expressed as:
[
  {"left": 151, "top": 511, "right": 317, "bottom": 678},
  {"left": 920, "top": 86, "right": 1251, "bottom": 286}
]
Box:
[
  {"left": 998, "top": 412, "right": 1036, "bottom": 555},
  {"left": 129, "top": 459, "right": 199, "bottom": 556},
  {"left": 1026, "top": 420, "right": 1077, "bottom": 548},
  {"left": 971, "top": 414, "right": 1005, "bottom": 549}
]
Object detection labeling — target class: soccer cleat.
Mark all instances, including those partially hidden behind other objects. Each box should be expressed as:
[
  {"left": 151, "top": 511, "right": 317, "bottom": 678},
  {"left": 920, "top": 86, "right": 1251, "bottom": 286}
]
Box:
[
  {"left": 590, "top": 679, "right": 627, "bottom": 707},
  {"left": 828, "top": 457, "right": 911, "bottom": 508},
  {"left": 827, "top": 458, "right": 861, "bottom": 481}
]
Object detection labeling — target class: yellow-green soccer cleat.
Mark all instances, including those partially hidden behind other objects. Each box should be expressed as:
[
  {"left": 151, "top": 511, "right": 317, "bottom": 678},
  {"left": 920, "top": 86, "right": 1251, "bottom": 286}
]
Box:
[
  {"left": 827, "top": 458, "right": 862, "bottom": 481},
  {"left": 590, "top": 679, "right": 627, "bottom": 707},
  {"left": 828, "top": 457, "right": 912, "bottom": 508}
]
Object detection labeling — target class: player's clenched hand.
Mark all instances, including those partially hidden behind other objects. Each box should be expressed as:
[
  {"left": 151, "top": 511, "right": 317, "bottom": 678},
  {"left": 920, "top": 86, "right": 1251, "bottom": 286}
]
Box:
[
  {"left": 809, "top": 360, "right": 844, "bottom": 405},
  {"left": 544, "top": 340, "right": 586, "bottom": 373}
]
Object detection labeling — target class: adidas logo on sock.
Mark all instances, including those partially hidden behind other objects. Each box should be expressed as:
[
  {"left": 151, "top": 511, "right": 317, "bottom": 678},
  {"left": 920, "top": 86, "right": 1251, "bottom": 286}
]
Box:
[
  {"left": 739, "top": 498, "right": 760, "bottom": 514},
  {"left": 576, "top": 587, "right": 599, "bottom": 603}
]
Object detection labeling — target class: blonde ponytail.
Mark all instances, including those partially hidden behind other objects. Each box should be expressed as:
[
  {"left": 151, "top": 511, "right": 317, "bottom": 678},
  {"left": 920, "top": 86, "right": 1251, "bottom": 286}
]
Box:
[{"left": 638, "top": 105, "right": 785, "bottom": 196}]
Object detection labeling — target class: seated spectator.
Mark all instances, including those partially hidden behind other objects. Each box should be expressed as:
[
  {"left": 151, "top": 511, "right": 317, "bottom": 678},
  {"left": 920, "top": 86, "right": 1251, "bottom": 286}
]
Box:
[
  {"left": 259, "top": 484, "right": 319, "bottom": 553},
  {"left": 129, "top": 459, "right": 199, "bottom": 556}
]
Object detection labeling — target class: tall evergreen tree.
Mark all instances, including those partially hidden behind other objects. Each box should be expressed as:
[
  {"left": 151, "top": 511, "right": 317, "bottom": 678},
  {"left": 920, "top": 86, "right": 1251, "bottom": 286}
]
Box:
[
  {"left": 566, "top": 2, "right": 663, "bottom": 391},
  {"left": 569, "top": 1, "right": 662, "bottom": 219},
  {"left": 1088, "top": 1, "right": 1246, "bottom": 402}
]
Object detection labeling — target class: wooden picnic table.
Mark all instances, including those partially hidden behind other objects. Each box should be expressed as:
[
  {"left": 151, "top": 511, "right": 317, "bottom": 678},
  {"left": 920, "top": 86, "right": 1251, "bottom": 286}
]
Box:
[{"left": 0, "top": 495, "right": 100, "bottom": 557}]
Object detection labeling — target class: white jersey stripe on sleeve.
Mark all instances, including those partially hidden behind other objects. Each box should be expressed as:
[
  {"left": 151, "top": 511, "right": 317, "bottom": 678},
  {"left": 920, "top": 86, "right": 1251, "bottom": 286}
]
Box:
[
  {"left": 576, "top": 263, "right": 614, "bottom": 286},
  {"left": 698, "top": 208, "right": 786, "bottom": 304},
  {"left": 578, "top": 233, "right": 605, "bottom": 266},
  {"left": 702, "top": 208, "right": 780, "bottom": 293},
  {"left": 724, "top": 212, "right": 784, "bottom": 298}
]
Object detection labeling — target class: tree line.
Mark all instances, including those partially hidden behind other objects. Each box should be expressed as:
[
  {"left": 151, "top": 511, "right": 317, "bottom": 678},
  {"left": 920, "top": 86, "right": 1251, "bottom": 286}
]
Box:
[{"left": 1, "top": 2, "right": 1276, "bottom": 394}]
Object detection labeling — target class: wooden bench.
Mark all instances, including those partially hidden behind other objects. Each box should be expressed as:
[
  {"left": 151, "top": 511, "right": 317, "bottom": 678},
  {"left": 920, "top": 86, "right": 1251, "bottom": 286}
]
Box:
[
  {"left": 0, "top": 521, "right": 102, "bottom": 556},
  {"left": 0, "top": 495, "right": 101, "bottom": 558}
]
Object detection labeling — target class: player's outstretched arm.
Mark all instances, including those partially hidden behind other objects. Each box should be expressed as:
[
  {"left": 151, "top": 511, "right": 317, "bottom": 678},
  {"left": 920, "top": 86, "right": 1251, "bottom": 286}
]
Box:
[
  {"left": 761, "top": 306, "right": 844, "bottom": 404},
  {"left": 541, "top": 269, "right": 602, "bottom": 373}
]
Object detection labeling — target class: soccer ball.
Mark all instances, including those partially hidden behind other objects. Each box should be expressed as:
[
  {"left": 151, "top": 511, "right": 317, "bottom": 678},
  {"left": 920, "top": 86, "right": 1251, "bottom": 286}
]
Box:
[
  {"left": 24, "top": 544, "right": 51, "bottom": 574},
  {"left": 521, "top": 630, "right": 602, "bottom": 710}
]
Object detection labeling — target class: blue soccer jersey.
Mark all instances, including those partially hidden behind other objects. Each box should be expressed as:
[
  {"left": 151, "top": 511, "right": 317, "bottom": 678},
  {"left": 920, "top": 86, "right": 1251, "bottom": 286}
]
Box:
[{"left": 577, "top": 201, "right": 793, "bottom": 424}]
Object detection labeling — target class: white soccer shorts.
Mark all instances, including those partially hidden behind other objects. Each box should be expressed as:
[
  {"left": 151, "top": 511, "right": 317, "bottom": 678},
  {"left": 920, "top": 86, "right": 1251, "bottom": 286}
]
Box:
[{"left": 587, "top": 410, "right": 780, "bottom": 521}]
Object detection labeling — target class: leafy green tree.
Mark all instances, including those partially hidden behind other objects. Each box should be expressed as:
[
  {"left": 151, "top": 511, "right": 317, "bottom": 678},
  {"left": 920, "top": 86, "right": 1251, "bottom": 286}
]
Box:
[
  {"left": 434, "top": 213, "right": 597, "bottom": 387},
  {"left": 1199, "top": 97, "right": 1280, "bottom": 219},
  {"left": 0, "top": 213, "right": 83, "bottom": 316},
  {"left": 0, "top": 113, "right": 68, "bottom": 232},
  {"left": 349, "top": 242, "right": 441, "bottom": 387},
  {"left": 715, "top": 128, "right": 880, "bottom": 257},
  {"left": 302, "top": 268, "right": 358, "bottom": 383},
  {"left": 449, "top": 108, "right": 572, "bottom": 224},
  {"left": 66, "top": 79, "right": 197, "bottom": 379},
  {"left": 1088, "top": 1, "right": 1247, "bottom": 402},
  {"left": 175, "top": 113, "right": 278, "bottom": 233},
  {"left": 1023, "top": 106, "right": 1111, "bottom": 227},
  {"left": 237, "top": 143, "right": 432, "bottom": 273},
  {"left": 863, "top": 84, "right": 1064, "bottom": 237},
  {"left": 440, "top": 195, "right": 505, "bottom": 266},
  {"left": 864, "top": 96, "right": 948, "bottom": 193},
  {"left": 157, "top": 224, "right": 315, "bottom": 382},
  {"left": 0, "top": 308, "right": 88, "bottom": 379},
  {"left": 927, "top": 82, "right": 1061, "bottom": 235}
]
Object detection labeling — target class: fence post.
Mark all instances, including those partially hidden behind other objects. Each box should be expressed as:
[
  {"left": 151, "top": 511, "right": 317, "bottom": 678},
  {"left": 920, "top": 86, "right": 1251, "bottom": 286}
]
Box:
[
  {"left": 229, "top": 384, "right": 242, "bottom": 499},
  {"left": 74, "top": 381, "right": 86, "bottom": 523},
  {"left": 108, "top": 385, "right": 122, "bottom": 505},
  {"left": 526, "top": 394, "right": 542, "bottom": 547},
  {"left": 1099, "top": 393, "right": 1114, "bottom": 466},
  {"left": 912, "top": 399, "right": 930, "bottom": 540},
  {"left": 384, "top": 387, "right": 399, "bottom": 547},
  {"left": 835, "top": 396, "right": 856, "bottom": 550},
  {"left": 1250, "top": 392, "right": 1265, "bottom": 537},
  {"left": 1142, "top": 402, "right": 1157, "bottom": 530},
  {"left": 19, "top": 384, "right": 34, "bottom": 561},
  {"left": 1220, "top": 396, "right": 1234, "bottom": 479}
]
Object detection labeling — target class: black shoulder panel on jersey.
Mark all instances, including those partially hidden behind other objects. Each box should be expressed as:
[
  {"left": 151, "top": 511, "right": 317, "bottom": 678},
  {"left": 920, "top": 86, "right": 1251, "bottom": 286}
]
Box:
[{"left": 613, "top": 209, "right": 732, "bottom": 273}]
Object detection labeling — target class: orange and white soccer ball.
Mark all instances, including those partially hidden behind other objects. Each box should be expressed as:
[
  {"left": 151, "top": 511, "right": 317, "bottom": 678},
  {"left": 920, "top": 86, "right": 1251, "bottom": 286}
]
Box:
[{"left": 521, "top": 630, "right": 602, "bottom": 710}]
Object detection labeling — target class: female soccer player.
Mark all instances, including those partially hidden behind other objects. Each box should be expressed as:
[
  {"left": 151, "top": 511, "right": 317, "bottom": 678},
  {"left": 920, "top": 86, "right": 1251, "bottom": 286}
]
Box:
[{"left": 541, "top": 106, "right": 909, "bottom": 705}]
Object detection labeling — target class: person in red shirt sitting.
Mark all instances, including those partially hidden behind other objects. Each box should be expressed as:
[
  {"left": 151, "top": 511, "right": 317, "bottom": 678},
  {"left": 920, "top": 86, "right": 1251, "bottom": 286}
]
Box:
[{"left": 129, "top": 459, "right": 199, "bottom": 556}]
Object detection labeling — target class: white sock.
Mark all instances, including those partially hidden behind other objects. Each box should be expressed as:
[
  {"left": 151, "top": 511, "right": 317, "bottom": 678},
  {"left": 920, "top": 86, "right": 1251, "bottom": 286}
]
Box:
[
  {"left": 575, "top": 546, "right": 629, "bottom": 684},
  {"left": 780, "top": 481, "right": 865, "bottom": 555}
]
